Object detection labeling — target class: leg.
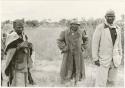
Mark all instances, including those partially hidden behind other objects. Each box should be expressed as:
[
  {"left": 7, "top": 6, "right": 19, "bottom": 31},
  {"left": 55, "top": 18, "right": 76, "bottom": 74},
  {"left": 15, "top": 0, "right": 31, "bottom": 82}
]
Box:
[
  {"left": 95, "top": 65, "right": 109, "bottom": 87},
  {"left": 107, "top": 66, "right": 118, "bottom": 85},
  {"left": 24, "top": 72, "right": 28, "bottom": 87},
  {"left": 11, "top": 71, "right": 27, "bottom": 87},
  {"left": 28, "top": 68, "right": 35, "bottom": 85},
  {"left": 1, "top": 73, "right": 3, "bottom": 86},
  {"left": 66, "top": 54, "right": 74, "bottom": 80},
  {"left": 74, "top": 53, "right": 81, "bottom": 83}
]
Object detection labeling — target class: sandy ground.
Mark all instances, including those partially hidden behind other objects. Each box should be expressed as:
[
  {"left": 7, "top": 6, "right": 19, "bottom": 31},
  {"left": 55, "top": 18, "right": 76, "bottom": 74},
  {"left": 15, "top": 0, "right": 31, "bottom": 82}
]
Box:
[
  {"left": 2, "top": 59, "right": 124, "bottom": 87},
  {"left": 1, "top": 26, "right": 124, "bottom": 87},
  {"left": 31, "top": 59, "right": 124, "bottom": 87}
]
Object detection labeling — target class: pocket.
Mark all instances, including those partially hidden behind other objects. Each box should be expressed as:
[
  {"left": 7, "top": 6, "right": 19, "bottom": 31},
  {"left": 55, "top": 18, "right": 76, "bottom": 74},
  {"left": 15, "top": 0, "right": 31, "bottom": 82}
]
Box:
[{"left": 113, "top": 55, "right": 122, "bottom": 67}]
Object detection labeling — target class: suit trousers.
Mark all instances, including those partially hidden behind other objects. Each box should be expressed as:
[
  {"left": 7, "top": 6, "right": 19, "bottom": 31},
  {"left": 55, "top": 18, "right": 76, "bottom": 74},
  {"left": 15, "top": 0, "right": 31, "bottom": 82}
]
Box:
[{"left": 95, "top": 61, "right": 117, "bottom": 87}]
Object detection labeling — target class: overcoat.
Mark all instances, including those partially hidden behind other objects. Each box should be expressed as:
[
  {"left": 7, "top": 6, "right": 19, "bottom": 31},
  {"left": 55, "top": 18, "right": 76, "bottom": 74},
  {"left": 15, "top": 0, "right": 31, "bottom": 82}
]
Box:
[{"left": 57, "top": 28, "right": 88, "bottom": 81}]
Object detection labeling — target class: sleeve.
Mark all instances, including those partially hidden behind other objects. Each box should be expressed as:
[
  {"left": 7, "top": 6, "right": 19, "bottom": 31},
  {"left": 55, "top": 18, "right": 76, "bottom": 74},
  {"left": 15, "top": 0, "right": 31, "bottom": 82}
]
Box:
[
  {"left": 28, "top": 42, "right": 33, "bottom": 55},
  {"left": 5, "top": 38, "right": 21, "bottom": 53},
  {"left": 25, "top": 34, "right": 34, "bottom": 54},
  {"left": 92, "top": 25, "right": 102, "bottom": 61},
  {"left": 57, "top": 31, "right": 66, "bottom": 51},
  {"left": 25, "top": 35, "right": 28, "bottom": 41},
  {"left": 82, "top": 30, "right": 88, "bottom": 45},
  {"left": 1, "top": 39, "right": 6, "bottom": 60},
  {"left": 118, "top": 29, "right": 122, "bottom": 57}
]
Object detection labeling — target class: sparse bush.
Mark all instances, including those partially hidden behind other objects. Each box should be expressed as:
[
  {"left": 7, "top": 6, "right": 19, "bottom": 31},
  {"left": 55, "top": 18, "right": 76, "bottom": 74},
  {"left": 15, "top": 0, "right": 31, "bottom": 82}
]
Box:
[
  {"left": 1, "top": 17, "right": 124, "bottom": 64},
  {"left": 26, "top": 20, "right": 39, "bottom": 27}
]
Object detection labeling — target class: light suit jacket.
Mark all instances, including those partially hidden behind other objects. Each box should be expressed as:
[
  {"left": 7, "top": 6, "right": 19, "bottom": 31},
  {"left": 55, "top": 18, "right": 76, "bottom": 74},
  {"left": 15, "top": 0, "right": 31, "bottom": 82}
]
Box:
[{"left": 92, "top": 23, "right": 122, "bottom": 67}]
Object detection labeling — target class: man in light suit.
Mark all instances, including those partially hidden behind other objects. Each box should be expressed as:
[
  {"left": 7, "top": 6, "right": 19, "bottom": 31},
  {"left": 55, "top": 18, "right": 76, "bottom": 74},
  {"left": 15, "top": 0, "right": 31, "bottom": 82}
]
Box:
[{"left": 92, "top": 10, "right": 122, "bottom": 87}]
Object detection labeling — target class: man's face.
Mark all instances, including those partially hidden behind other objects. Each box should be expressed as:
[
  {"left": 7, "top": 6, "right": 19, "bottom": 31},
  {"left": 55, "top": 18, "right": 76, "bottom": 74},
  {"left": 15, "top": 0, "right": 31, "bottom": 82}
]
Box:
[
  {"left": 14, "top": 26, "right": 23, "bottom": 35},
  {"left": 105, "top": 15, "right": 115, "bottom": 25},
  {"left": 70, "top": 24, "right": 79, "bottom": 31}
]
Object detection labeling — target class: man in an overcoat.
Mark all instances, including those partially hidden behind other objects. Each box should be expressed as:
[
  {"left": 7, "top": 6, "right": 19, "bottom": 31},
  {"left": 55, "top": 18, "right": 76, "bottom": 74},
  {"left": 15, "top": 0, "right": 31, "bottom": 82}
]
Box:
[{"left": 57, "top": 20, "right": 88, "bottom": 84}]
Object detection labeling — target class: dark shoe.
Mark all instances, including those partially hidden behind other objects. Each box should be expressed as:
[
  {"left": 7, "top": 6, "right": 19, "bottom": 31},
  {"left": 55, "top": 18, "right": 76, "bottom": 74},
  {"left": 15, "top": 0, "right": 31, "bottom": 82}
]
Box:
[
  {"left": 66, "top": 71, "right": 72, "bottom": 80},
  {"left": 107, "top": 80, "right": 115, "bottom": 86},
  {"left": 60, "top": 79, "right": 65, "bottom": 84}
]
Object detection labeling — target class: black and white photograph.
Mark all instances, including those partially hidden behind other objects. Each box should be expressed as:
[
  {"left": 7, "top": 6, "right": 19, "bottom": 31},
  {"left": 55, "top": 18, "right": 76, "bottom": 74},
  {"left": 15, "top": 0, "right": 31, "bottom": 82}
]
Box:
[{"left": 1, "top": 0, "right": 124, "bottom": 87}]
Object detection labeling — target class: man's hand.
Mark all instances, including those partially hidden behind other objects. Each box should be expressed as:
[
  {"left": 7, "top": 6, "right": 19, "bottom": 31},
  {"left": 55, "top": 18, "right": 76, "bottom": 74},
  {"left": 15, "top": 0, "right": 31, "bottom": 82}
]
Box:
[
  {"left": 81, "top": 44, "right": 87, "bottom": 51},
  {"left": 17, "top": 41, "right": 29, "bottom": 50},
  {"left": 61, "top": 46, "right": 68, "bottom": 53},
  {"left": 28, "top": 43, "right": 33, "bottom": 49},
  {"left": 94, "top": 60, "right": 100, "bottom": 66}
]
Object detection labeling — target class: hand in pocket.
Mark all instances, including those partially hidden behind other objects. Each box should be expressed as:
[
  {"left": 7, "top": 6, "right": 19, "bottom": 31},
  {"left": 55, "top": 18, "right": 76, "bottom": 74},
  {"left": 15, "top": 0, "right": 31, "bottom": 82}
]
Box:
[{"left": 94, "top": 60, "right": 100, "bottom": 66}]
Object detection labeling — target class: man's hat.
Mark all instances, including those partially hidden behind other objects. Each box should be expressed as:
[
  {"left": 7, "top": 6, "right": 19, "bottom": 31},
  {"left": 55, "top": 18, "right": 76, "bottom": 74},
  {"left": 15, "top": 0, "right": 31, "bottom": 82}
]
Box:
[
  {"left": 70, "top": 19, "right": 80, "bottom": 26},
  {"left": 13, "top": 19, "right": 24, "bottom": 28},
  {"left": 105, "top": 9, "right": 115, "bottom": 17}
]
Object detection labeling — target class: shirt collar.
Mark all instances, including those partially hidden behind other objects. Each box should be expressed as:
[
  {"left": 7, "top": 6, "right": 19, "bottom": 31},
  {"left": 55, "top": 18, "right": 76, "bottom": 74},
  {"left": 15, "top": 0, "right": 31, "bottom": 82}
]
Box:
[{"left": 104, "top": 21, "right": 117, "bottom": 29}]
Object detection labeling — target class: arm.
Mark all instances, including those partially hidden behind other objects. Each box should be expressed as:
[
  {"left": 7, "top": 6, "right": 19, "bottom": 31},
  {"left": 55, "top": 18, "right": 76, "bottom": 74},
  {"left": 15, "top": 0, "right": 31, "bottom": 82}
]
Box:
[
  {"left": 28, "top": 42, "right": 33, "bottom": 56},
  {"left": 118, "top": 29, "right": 122, "bottom": 57},
  {"left": 25, "top": 35, "right": 33, "bottom": 55},
  {"left": 5, "top": 38, "right": 23, "bottom": 54},
  {"left": 92, "top": 25, "right": 102, "bottom": 62},
  {"left": 57, "top": 31, "right": 67, "bottom": 53},
  {"left": 82, "top": 30, "right": 88, "bottom": 49}
]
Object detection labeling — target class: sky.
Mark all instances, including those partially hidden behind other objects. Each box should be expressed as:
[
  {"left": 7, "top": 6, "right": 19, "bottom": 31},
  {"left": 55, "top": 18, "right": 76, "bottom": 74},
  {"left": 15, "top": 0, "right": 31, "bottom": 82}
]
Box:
[{"left": 1, "top": 0, "right": 125, "bottom": 21}]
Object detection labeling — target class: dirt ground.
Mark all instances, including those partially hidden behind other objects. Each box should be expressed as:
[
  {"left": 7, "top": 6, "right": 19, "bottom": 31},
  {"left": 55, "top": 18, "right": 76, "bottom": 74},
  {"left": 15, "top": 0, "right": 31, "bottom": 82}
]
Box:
[
  {"left": 2, "top": 59, "right": 124, "bottom": 87},
  {"left": 1, "top": 26, "right": 124, "bottom": 87}
]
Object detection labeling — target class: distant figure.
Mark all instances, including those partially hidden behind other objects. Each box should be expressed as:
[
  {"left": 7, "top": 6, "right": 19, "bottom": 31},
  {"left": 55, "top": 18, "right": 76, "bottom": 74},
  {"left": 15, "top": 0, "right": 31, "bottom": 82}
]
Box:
[
  {"left": 1, "top": 33, "right": 7, "bottom": 86},
  {"left": 1, "top": 33, "right": 6, "bottom": 60},
  {"left": 57, "top": 20, "right": 88, "bottom": 85},
  {"left": 92, "top": 10, "right": 122, "bottom": 87},
  {"left": 4, "top": 19, "right": 35, "bottom": 86}
]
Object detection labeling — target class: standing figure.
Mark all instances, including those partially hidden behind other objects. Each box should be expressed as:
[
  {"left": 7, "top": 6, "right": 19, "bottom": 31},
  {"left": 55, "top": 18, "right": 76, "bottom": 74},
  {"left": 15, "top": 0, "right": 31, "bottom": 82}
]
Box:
[
  {"left": 4, "top": 19, "right": 34, "bottom": 87},
  {"left": 57, "top": 20, "right": 88, "bottom": 84},
  {"left": 92, "top": 10, "right": 122, "bottom": 87},
  {"left": 1, "top": 33, "right": 7, "bottom": 86}
]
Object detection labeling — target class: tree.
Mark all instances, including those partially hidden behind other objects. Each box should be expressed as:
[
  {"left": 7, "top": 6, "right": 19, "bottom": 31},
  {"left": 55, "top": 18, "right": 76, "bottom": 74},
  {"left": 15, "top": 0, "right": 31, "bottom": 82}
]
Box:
[
  {"left": 59, "top": 19, "right": 67, "bottom": 26},
  {"left": 26, "top": 20, "right": 39, "bottom": 27}
]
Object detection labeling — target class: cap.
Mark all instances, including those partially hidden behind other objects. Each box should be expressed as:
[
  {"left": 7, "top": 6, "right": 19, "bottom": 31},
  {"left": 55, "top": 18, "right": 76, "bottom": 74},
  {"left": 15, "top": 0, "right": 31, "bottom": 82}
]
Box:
[
  {"left": 70, "top": 19, "right": 80, "bottom": 25},
  {"left": 105, "top": 9, "right": 115, "bottom": 17},
  {"left": 13, "top": 19, "right": 24, "bottom": 28}
]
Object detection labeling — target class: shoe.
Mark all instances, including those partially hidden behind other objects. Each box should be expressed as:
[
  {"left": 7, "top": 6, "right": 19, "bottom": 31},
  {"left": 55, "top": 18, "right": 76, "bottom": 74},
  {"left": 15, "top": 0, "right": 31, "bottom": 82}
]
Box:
[
  {"left": 66, "top": 71, "right": 72, "bottom": 79},
  {"left": 107, "top": 80, "right": 115, "bottom": 86},
  {"left": 75, "top": 74, "right": 80, "bottom": 82}
]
